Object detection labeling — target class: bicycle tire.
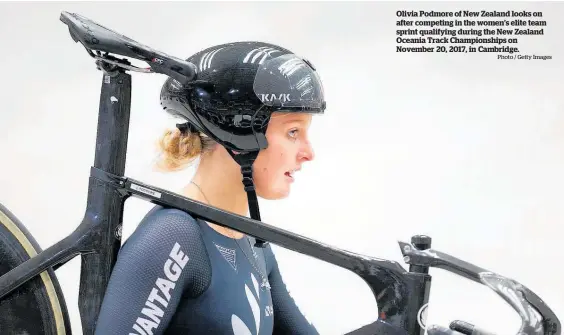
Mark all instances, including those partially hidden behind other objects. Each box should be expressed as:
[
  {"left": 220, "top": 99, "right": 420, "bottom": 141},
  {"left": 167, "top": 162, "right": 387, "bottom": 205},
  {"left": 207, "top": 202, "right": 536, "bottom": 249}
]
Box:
[{"left": 0, "top": 202, "right": 71, "bottom": 335}]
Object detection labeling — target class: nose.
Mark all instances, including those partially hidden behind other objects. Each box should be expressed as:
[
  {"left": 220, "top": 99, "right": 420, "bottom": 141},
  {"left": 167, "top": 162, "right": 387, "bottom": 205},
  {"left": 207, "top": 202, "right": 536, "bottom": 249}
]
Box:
[{"left": 298, "top": 139, "right": 315, "bottom": 162}]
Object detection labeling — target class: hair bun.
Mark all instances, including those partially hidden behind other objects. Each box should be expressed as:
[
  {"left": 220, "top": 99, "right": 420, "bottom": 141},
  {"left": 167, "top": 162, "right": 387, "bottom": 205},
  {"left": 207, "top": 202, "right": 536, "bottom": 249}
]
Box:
[{"left": 154, "top": 128, "right": 202, "bottom": 171}]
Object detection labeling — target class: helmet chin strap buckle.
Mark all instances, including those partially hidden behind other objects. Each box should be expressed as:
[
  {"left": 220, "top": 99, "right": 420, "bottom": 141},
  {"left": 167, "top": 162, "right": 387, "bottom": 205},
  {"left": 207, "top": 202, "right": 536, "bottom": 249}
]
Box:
[
  {"left": 241, "top": 165, "right": 255, "bottom": 192},
  {"left": 229, "top": 150, "right": 268, "bottom": 248}
]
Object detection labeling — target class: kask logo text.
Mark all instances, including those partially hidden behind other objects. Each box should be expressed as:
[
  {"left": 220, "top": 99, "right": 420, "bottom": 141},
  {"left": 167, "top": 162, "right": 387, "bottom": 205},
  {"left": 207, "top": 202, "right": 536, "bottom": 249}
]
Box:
[{"left": 259, "top": 93, "right": 291, "bottom": 103}]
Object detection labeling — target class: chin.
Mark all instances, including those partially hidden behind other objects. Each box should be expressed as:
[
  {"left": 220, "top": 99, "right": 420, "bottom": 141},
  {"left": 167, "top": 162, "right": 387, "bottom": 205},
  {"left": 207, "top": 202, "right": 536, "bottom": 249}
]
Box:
[{"left": 258, "top": 187, "right": 290, "bottom": 200}]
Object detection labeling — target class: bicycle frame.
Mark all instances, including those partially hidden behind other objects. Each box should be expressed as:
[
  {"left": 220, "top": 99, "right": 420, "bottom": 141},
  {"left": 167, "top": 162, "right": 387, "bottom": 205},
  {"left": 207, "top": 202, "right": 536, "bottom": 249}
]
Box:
[{"left": 0, "top": 11, "right": 560, "bottom": 335}]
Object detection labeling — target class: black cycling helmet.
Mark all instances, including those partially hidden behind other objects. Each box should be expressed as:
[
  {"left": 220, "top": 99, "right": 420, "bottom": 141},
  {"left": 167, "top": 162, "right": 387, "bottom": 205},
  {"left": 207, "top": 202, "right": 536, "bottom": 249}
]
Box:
[{"left": 160, "top": 41, "right": 326, "bottom": 246}]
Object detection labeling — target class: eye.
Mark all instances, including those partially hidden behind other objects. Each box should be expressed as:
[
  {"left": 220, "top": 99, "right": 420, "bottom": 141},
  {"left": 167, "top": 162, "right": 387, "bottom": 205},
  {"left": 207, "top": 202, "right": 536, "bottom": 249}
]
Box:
[{"left": 288, "top": 128, "right": 299, "bottom": 139}]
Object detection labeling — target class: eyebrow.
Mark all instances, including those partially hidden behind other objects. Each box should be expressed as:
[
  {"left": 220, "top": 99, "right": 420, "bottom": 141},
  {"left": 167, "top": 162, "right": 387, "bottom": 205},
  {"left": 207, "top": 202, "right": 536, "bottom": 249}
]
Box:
[{"left": 282, "top": 117, "right": 309, "bottom": 125}]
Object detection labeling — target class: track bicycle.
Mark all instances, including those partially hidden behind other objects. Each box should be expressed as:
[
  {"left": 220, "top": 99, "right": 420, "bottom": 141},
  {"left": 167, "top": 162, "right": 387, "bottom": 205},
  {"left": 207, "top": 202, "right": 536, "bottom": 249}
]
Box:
[{"left": 0, "top": 11, "right": 560, "bottom": 335}]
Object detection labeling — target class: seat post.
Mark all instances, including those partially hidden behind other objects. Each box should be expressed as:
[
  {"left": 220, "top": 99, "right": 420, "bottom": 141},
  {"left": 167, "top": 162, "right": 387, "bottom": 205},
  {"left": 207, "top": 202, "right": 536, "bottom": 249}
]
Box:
[
  {"left": 78, "top": 70, "right": 132, "bottom": 335},
  {"left": 93, "top": 71, "right": 132, "bottom": 174}
]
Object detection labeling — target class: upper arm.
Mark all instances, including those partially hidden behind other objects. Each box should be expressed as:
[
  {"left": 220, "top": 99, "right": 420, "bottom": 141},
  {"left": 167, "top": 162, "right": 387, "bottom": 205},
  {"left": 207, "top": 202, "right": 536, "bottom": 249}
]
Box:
[
  {"left": 264, "top": 245, "right": 319, "bottom": 335},
  {"left": 94, "top": 207, "right": 211, "bottom": 335}
]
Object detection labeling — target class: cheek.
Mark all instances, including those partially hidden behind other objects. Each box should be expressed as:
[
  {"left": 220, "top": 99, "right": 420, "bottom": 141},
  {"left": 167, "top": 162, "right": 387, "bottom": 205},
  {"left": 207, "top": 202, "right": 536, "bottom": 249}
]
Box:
[
  {"left": 271, "top": 143, "right": 291, "bottom": 170},
  {"left": 254, "top": 145, "right": 288, "bottom": 180}
]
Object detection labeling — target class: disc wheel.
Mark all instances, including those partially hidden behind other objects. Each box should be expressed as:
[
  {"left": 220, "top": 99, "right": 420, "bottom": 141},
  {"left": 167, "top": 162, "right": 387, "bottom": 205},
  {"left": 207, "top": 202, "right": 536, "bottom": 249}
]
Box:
[{"left": 0, "top": 202, "right": 71, "bottom": 334}]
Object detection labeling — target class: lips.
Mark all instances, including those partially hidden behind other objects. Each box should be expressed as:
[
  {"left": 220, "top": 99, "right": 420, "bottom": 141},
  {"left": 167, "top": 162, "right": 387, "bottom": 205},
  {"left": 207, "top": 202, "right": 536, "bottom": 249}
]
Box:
[{"left": 284, "top": 168, "right": 300, "bottom": 182}]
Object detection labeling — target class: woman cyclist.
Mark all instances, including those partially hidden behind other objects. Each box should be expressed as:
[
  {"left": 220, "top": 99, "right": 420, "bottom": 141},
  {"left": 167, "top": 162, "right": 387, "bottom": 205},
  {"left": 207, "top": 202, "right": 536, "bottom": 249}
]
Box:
[{"left": 94, "top": 41, "right": 325, "bottom": 334}]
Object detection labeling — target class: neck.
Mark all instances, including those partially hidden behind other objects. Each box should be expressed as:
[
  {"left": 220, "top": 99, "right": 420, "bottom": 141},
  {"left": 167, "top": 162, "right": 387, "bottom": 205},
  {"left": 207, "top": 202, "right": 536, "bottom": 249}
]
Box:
[{"left": 181, "top": 151, "right": 248, "bottom": 239}]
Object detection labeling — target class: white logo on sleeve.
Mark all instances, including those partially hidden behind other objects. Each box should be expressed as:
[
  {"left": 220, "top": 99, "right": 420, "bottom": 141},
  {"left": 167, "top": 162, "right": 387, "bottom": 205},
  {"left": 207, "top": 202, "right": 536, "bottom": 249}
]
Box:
[{"left": 130, "top": 242, "right": 189, "bottom": 335}]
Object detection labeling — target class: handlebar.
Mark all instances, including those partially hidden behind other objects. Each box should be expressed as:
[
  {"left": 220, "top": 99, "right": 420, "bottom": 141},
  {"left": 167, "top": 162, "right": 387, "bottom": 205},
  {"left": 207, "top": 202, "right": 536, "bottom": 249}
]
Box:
[
  {"left": 401, "top": 242, "right": 560, "bottom": 335},
  {"left": 428, "top": 322, "right": 496, "bottom": 335},
  {"left": 449, "top": 320, "right": 497, "bottom": 335}
]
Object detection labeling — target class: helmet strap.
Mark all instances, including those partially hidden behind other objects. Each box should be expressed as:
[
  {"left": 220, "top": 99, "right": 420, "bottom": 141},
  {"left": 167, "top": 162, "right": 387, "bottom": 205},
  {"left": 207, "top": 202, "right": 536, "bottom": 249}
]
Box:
[{"left": 228, "top": 150, "right": 268, "bottom": 248}]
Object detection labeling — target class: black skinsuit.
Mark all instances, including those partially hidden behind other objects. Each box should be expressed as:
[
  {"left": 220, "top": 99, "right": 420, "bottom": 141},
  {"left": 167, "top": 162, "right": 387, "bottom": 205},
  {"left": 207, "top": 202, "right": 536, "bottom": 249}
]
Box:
[{"left": 94, "top": 206, "right": 319, "bottom": 335}]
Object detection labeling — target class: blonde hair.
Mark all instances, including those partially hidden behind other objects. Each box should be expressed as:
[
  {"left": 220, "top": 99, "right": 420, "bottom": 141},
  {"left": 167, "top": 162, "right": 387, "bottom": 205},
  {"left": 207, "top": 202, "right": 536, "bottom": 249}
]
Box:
[{"left": 154, "top": 127, "right": 216, "bottom": 172}]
